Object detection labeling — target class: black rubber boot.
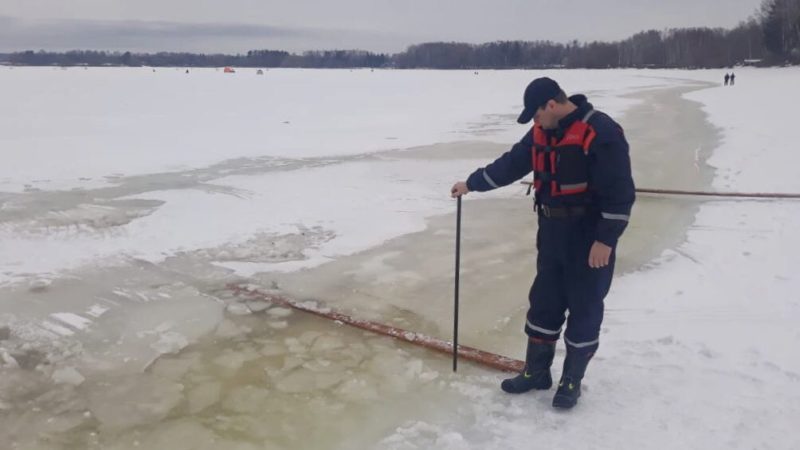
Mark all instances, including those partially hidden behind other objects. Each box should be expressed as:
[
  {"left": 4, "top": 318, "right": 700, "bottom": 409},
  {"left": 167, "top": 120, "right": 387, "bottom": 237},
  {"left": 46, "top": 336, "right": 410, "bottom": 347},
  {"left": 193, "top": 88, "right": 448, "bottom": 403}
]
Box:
[
  {"left": 552, "top": 347, "right": 594, "bottom": 409},
  {"left": 501, "top": 338, "right": 555, "bottom": 394}
]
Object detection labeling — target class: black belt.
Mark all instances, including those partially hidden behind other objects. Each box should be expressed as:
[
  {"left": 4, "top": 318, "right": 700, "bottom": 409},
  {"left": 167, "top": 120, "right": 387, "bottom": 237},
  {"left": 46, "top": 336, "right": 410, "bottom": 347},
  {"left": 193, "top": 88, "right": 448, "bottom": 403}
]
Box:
[{"left": 538, "top": 204, "right": 587, "bottom": 219}]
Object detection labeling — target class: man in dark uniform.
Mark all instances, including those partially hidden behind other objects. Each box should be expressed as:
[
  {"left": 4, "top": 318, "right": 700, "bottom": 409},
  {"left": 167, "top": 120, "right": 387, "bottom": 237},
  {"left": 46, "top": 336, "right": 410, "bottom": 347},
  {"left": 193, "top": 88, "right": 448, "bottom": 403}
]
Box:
[{"left": 450, "top": 77, "right": 635, "bottom": 409}]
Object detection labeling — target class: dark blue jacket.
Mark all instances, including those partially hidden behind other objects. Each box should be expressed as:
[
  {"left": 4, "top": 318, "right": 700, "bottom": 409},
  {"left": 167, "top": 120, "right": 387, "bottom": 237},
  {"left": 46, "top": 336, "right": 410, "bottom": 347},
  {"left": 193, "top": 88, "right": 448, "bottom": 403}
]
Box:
[{"left": 465, "top": 95, "right": 635, "bottom": 247}]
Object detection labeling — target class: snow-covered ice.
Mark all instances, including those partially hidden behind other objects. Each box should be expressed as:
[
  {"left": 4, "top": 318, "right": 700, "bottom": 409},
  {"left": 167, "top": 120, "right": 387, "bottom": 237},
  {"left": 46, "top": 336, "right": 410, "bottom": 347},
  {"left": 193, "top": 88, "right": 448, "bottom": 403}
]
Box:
[{"left": 0, "top": 66, "right": 798, "bottom": 449}]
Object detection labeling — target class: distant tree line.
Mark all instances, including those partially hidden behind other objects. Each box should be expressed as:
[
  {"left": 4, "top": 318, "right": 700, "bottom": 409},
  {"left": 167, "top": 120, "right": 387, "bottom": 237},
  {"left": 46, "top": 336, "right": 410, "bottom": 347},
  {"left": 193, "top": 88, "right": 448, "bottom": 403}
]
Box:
[
  {"left": 395, "top": 0, "right": 799, "bottom": 69},
  {"left": 1, "top": 49, "right": 392, "bottom": 68},
  {"left": 3, "top": 0, "right": 798, "bottom": 69}
]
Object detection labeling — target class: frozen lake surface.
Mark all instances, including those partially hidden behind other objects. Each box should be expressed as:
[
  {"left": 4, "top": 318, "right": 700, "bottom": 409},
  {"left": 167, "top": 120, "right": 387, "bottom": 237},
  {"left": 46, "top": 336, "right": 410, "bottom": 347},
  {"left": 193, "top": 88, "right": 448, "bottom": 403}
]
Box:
[{"left": 1, "top": 67, "right": 799, "bottom": 449}]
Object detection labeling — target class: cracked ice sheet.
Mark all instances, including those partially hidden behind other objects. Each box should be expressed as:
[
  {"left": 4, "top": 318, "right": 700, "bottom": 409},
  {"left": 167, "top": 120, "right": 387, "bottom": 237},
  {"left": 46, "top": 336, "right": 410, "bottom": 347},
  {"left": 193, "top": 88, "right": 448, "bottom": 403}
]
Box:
[{"left": 0, "top": 68, "right": 691, "bottom": 285}]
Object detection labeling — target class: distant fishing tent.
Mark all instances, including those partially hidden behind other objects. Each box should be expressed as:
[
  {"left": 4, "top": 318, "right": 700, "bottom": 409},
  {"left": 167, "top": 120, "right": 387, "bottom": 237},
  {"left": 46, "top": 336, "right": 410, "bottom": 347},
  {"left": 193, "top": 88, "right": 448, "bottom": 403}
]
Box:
[
  {"left": 224, "top": 67, "right": 235, "bottom": 73},
  {"left": 257, "top": 69, "right": 264, "bottom": 75}
]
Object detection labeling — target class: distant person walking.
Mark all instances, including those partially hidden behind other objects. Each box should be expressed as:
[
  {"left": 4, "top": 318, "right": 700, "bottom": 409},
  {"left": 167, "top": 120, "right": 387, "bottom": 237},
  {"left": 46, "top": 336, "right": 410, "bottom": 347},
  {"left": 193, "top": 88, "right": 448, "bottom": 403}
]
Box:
[
  {"left": 724, "top": 73, "right": 730, "bottom": 86},
  {"left": 730, "top": 72, "right": 736, "bottom": 86},
  {"left": 450, "top": 77, "right": 635, "bottom": 409}
]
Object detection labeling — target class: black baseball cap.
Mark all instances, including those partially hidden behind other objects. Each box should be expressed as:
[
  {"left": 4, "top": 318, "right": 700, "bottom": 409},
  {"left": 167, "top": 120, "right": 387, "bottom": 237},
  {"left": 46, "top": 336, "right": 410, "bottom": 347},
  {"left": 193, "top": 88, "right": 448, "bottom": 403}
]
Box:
[{"left": 516, "top": 77, "right": 561, "bottom": 124}]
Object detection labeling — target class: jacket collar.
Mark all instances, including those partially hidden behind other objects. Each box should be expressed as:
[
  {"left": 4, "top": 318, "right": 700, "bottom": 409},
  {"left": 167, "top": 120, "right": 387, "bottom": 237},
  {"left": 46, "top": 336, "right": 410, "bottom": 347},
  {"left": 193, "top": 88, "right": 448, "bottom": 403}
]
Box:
[{"left": 556, "top": 94, "right": 593, "bottom": 132}]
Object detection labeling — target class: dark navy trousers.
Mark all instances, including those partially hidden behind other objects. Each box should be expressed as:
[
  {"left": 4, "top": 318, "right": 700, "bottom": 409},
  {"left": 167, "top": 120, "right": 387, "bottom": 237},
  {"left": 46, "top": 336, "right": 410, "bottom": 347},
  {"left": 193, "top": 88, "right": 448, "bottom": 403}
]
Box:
[{"left": 524, "top": 214, "right": 615, "bottom": 353}]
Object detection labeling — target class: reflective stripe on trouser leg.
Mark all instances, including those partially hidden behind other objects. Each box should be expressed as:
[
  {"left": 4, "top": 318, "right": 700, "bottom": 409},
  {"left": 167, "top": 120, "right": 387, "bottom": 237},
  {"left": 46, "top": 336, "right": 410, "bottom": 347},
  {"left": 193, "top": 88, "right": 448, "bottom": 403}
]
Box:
[
  {"left": 526, "top": 320, "right": 562, "bottom": 337},
  {"left": 565, "top": 337, "right": 599, "bottom": 349}
]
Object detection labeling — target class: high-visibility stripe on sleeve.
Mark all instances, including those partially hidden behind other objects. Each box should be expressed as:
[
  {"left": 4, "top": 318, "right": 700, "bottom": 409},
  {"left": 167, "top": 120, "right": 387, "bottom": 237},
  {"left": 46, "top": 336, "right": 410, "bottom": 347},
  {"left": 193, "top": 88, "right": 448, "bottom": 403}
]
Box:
[
  {"left": 483, "top": 170, "right": 499, "bottom": 189},
  {"left": 602, "top": 212, "right": 630, "bottom": 222}
]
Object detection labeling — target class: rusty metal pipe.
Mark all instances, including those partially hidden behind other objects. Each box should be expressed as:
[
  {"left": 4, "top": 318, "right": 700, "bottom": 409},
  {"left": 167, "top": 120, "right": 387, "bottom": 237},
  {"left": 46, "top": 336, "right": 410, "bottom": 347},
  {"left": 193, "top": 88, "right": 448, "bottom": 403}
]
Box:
[{"left": 227, "top": 283, "right": 524, "bottom": 373}]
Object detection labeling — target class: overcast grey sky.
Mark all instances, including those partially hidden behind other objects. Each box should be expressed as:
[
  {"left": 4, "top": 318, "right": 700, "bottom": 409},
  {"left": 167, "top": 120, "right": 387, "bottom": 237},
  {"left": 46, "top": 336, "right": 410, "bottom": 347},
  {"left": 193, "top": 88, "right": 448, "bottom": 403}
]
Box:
[{"left": 0, "top": 0, "right": 765, "bottom": 53}]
